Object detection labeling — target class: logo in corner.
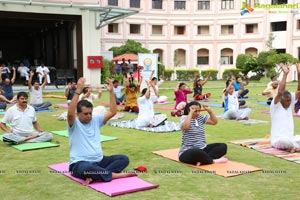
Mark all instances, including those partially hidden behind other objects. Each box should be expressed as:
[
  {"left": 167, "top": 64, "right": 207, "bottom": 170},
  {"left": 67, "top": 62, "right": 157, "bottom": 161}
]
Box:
[{"left": 240, "top": 2, "right": 254, "bottom": 15}]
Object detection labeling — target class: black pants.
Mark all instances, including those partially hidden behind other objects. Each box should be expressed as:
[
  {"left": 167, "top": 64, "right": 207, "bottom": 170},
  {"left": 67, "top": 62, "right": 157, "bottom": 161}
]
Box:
[{"left": 179, "top": 143, "right": 227, "bottom": 165}]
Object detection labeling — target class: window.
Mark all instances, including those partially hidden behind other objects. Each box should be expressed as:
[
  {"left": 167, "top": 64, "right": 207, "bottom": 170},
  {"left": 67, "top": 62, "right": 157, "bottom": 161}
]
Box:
[
  {"left": 197, "top": 26, "right": 210, "bottom": 35},
  {"left": 198, "top": 0, "right": 210, "bottom": 10},
  {"left": 174, "top": 26, "right": 185, "bottom": 35},
  {"left": 221, "top": 56, "right": 233, "bottom": 64},
  {"left": 130, "top": 0, "right": 140, "bottom": 8},
  {"left": 276, "top": 49, "right": 286, "bottom": 53},
  {"left": 271, "top": 0, "right": 287, "bottom": 5},
  {"left": 245, "top": 24, "right": 258, "bottom": 33},
  {"left": 221, "top": 25, "right": 234, "bottom": 35},
  {"left": 108, "top": 0, "right": 118, "bottom": 6},
  {"left": 297, "top": 20, "right": 300, "bottom": 30},
  {"left": 221, "top": 0, "right": 234, "bottom": 9},
  {"left": 130, "top": 24, "right": 141, "bottom": 34},
  {"left": 246, "top": 0, "right": 259, "bottom": 7},
  {"left": 152, "top": 25, "right": 163, "bottom": 35},
  {"left": 108, "top": 23, "right": 118, "bottom": 33},
  {"left": 152, "top": 0, "right": 162, "bottom": 9},
  {"left": 174, "top": 1, "right": 186, "bottom": 10},
  {"left": 271, "top": 21, "right": 286, "bottom": 31},
  {"left": 197, "top": 57, "right": 209, "bottom": 64}
]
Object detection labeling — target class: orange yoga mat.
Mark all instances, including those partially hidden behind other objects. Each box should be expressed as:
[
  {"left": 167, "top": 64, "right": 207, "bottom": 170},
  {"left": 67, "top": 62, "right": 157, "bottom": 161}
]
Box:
[
  {"left": 152, "top": 148, "right": 262, "bottom": 177},
  {"left": 43, "top": 94, "right": 67, "bottom": 99}
]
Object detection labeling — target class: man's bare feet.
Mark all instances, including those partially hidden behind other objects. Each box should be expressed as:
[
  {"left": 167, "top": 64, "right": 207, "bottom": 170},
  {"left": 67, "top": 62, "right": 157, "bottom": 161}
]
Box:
[
  {"left": 213, "top": 157, "right": 228, "bottom": 164},
  {"left": 112, "top": 172, "right": 137, "bottom": 180},
  {"left": 196, "top": 162, "right": 201, "bottom": 166}
]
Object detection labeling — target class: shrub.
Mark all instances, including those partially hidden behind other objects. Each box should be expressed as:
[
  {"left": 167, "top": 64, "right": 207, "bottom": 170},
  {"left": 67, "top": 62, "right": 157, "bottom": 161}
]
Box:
[
  {"left": 101, "top": 59, "right": 111, "bottom": 83},
  {"left": 164, "top": 69, "right": 174, "bottom": 81},
  {"left": 176, "top": 69, "right": 199, "bottom": 81},
  {"left": 222, "top": 68, "right": 242, "bottom": 80},
  {"left": 201, "top": 69, "right": 218, "bottom": 80}
]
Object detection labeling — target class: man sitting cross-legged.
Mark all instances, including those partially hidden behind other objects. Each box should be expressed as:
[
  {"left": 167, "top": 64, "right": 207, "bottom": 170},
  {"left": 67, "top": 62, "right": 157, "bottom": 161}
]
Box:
[
  {"left": 270, "top": 62, "right": 300, "bottom": 153},
  {"left": 0, "top": 92, "right": 53, "bottom": 144},
  {"left": 67, "top": 77, "right": 136, "bottom": 185}
]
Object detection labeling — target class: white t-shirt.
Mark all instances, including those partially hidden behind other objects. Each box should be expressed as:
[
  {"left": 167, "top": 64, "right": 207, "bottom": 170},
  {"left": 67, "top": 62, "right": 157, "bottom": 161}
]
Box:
[
  {"left": 224, "top": 91, "right": 239, "bottom": 112},
  {"left": 136, "top": 95, "right": 154, "bottom": 127},
  {"left": 18, "top": 66, "right": 29, "bottom": 75},
  {"left": 270, "top": 92, "right": 296, "bottom": 145},
  {"left": 29, "top": 87, "right": 43, "bottom": 105},
  {"left": 79, "top": 93, "right": 98, "bottom": 104},
  {"left": 113, "top": 86, "right": 124, "bottom": 98},
  {"left": 2, "top": 104, "right": 37, "bottom": 135}
]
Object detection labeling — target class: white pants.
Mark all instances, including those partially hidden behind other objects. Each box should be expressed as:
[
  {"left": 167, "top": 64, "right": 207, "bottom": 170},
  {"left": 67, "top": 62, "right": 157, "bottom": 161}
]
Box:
[
  {"left": 176, "top": 102, "right": 187, "bottom": 110},
  {"left": 223, "top": 108, "right": 251, "bottom": 120},
  {"left": 38, "top": 73, "right": 51, "bottom": 84},
  {"left": 3, "top": 132, "right": 53, "bottom": 143},
  {"left": 150, "top": 95, "right": 168, "bottom": 103},
  {"left": 272, "top": 135, "right": 300, "bottom": 150}
]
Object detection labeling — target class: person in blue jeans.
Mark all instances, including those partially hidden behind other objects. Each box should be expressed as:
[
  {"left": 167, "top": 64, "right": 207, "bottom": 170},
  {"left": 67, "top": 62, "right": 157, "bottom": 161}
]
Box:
[{"left": 67, "top": 77, "right": 136, "bottom": 184}]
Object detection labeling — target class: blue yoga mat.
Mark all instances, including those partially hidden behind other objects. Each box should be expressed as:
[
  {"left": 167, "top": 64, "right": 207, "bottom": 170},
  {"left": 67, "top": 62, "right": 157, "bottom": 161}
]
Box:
[
  {"left": 207, "top": 103, "right": 222, "bottom": 108},
  {"left": 255, "top": 102, "right": 269, "bottom": 106}
]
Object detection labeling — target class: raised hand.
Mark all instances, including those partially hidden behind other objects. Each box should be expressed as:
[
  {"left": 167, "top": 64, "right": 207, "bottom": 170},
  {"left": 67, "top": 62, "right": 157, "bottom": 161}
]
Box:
[
  {"left": 279, "top": 62, "right": 289, "bottom": 74},
  {"left": 202, "top": 104, "right": 212, "bottom": 113},
  {"left": 296, "top": 62, "right": 300, "bottom": 73},
  {"left": 104, "top": 78, "right": 113, "bottom": 92},
  {"left": 77, "top": 77, "right": 86, "bottom": 92}
]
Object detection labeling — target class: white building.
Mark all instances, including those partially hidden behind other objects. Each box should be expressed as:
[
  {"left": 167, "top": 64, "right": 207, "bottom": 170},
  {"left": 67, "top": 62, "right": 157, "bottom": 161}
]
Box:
[{"left": 100, "top": 0, "right": 300, "bottom": 79}]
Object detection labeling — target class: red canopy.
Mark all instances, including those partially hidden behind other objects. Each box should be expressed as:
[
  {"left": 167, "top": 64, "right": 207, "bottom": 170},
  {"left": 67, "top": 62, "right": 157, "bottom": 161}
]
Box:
[{"left": 113, "top": 53, "right": 138, "bottom": 62}]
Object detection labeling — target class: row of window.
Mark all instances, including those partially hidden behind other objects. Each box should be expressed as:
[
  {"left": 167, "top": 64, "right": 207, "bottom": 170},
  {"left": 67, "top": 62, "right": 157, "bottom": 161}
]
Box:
[
  {"left": 108, "top": 0, "right": 286, "bottom": 10},
  {"left": 108, "top": 21, "right": 290, "bottom": 35}
]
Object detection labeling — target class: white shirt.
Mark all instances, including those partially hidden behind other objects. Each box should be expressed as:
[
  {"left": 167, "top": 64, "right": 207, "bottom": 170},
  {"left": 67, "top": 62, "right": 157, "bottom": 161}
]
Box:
[
  {"left": 225, "top": 91, "right": 239, "bottom": 112},
  {"left": 113, "top": 86, "right": 124, "bottom": 98},
  {"left": 18, "top": 66, "right": 29, "bottom": 75},
  {"left": 79, "top": 93, "right": 98, "bottom": 104},
  {"left": 270, "top": 92, "right": 296, "bottom": 145},
  {"left": 29, "top": 87, "right": 43, "bottom": 104},
  {"left": 2, "top": 104, "right": 37, "bottom": 135},
  {"left": 36, "top": 66, "right": 50, "bottom": 75},
  {"left": 136, "top": 95, "right": 154, "bottom": 127}
]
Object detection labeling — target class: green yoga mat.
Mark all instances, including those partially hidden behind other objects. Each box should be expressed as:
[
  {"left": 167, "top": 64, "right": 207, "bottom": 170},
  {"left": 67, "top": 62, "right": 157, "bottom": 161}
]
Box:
[
  {"left": 0, "top": 135, "right": 59, "bottom": 151},
  {"left": 51, "top": 130, "right": 118, "bottom": 142}
]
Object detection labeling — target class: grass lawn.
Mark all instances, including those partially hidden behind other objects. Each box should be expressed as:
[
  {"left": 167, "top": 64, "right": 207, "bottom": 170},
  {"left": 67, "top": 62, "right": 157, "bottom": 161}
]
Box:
[{"left": 1, "top": 78, "right": 300, "bottom": 200}]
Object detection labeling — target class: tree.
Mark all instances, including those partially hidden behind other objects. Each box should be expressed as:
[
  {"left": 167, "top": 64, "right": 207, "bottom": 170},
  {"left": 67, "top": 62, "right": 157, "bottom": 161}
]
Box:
[
  {"left": 109, "top": 40, "right": 150, "bottom": 56},
  {"left": 265, "top": 33, "right": 275, "bottom": 49},
  {"left": 236, "top": 54, "right": 258, "bottom": 76},
  {"left": 257, "top": 50, "right": 277, "bottom": 77}
]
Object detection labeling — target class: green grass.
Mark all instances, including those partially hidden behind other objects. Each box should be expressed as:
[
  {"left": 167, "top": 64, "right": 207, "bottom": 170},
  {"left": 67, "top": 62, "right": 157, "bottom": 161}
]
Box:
[{"left": 1, "top": 79, "right": 300, "bottom": 200}]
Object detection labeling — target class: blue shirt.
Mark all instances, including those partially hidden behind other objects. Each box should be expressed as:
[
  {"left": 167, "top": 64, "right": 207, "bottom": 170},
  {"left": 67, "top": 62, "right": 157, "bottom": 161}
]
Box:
[
  {"left": 68, "top": 115, "right": 105, "bottom": 164},
  {"left": 1, "top": 82, "right": 14, "bottom": 100},
  {"left": 232, "top": 82, "right": 241, "bottom": 91}
]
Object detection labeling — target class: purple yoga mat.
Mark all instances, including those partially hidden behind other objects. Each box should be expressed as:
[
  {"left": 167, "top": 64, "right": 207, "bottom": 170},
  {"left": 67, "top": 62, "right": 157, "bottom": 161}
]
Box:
[{"left": 48, "top": 162, "right": 158, "bottom": 197}]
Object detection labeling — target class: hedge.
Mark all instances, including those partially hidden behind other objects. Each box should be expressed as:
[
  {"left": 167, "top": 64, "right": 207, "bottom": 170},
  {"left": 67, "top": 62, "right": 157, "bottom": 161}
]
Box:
[
  {"left": 222, "top": 68, "right": 242, "bottom": 80},
  {"left": 201, "top": 69, "right": 218, "bottom": 80}
]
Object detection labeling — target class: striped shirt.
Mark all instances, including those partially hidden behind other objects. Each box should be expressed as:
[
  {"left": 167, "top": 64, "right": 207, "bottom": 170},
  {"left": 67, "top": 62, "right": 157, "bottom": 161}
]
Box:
[{"left": 179, "top": 114, "right": 209, "bottom": 157}]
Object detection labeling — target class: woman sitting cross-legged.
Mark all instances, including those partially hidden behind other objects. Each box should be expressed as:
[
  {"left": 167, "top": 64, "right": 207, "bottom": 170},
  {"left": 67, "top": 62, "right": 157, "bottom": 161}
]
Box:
[{"left": 178, "top": 101, "right": 228, "bottom": 166}]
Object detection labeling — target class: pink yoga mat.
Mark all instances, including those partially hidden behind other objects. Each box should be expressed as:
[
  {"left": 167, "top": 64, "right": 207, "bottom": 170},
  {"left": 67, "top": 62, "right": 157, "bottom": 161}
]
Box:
[
  {"left": 48, "top": 162, "right": 158, "bottom": 197},
  {"left": 56, "top": 104, "right": 69, "bottom": 108}
]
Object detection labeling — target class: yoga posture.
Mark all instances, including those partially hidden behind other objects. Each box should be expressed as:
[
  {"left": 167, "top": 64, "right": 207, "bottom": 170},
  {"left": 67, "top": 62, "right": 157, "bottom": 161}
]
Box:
[
  {"left": 112, "top": 79, "right": 125, "bottom": 105},
  {"left": 0, "top": 66, "right": 17, "bottom": 102},
  {"left": 149, "top": 70, "right": 167, "bottom": 103},
  {"left": 68, "top": 77, "right": 135, "bottom": 184},
  {"left": 65, "top": 80, "right": 77, "bottom": 104},
  {"left": 79, "top": 86, "right": 106, "bottom": 116},
  {"left": 223, "top": 78, "right": 251, "bottom": 120},
  {"left": 0, "top": 92, "right": 53, "bottom": 144},
  {"left": 28, "top": 71, "right": 52, "bottom": 111},
  {"left": 136, "top": 80, "right": 167, "bottom": 127},
  {"left": 270, "top": 63, "right": 300, "bottom": 152},
  {"left": 232, "top": 75, "right": 249, "bottom": 98},
  {"left": 123, "top": 74, "right": 142, "bottom": 113},
  {"left": 193, "top": 73, "right": 211, "bottom": 100},
  {"left": 174, "top": 82, "right": 193, "bottom": 110},
  {"left": 178, "top": 101, "right": 227, "bottom": 165},
  {"left": 262, "top": 80, "right": 279, "bottom": 105}
]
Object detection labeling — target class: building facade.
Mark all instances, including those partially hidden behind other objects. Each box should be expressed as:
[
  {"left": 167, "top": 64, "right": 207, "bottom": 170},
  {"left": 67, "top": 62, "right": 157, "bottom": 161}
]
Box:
[{"left": 100, "top": 0, "right": 300, "bottom": 79}]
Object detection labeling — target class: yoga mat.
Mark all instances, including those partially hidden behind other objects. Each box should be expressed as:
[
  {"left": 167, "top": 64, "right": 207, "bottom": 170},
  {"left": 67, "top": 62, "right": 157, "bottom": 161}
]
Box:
[
  {"left": 43, "top": 94, "right": 66, "bottom": 99},
  {"left": 48, "top": 162, "right": 159, "bottom": 197},
  {"left": 111, "top": 113, "right": 125, "bottom": 120},
  {"left": 261, "top": 110, "right": 299, "bottom": 117},
  {"left": 50, "top": 130, "right": 117, "bottom": 142},
  {"left": 56, "top": 104, "right": 69, "bottom": 108},
  {"left": 230, "top": 138, "right": 300, "bottom": 164},
  {"left": 239, "top": 98, "right": 256, "bottom": 100},
  {"left": 110, "top": 119, "right": 181, "bottom": 133},
  {"left": 255, "top": 102, "right": 269, "bottom": 106},
  {"left": 36, "top": 109, "right": 53, "bottom": 113},
  {"left": 99, "top": 102, "right": 123, "bottom": 107},
  {"left": 155, "top": 101, "right": 172, "bottom": 105},
  {"left": 207, "top": 103, "right": 222, "bottom": 108},
  {"left": 0, "top": 136, "right": 59, "bottom": 151},
  {"left": 156, "top": 106, "right": 176, "bottom": 111},
  {"left": 152, "top": 148, "right": 261, "bottom": 177},
  {"left": 187, "top": 98, "right": 209, "bottom": 102},
  {"left": 216, "top": 114, "right": 268, "bottom": 125},
  {"left": 0, "top": 111, "right": 6, "bottom": 115}
]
